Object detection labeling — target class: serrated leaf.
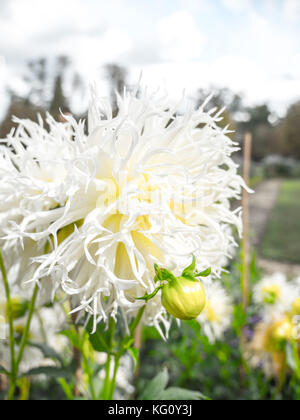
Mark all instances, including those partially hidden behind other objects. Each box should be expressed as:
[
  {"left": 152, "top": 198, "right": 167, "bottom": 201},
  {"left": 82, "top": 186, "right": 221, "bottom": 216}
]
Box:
[
  {"left": 139, "top": 368, "right": 169, "bottom": 400},
  {"left": 159, "top": 387, "right": 209, "bottom": 401},
  {"left": 28, "top": 341, "right": 64, "bottom": 366}
]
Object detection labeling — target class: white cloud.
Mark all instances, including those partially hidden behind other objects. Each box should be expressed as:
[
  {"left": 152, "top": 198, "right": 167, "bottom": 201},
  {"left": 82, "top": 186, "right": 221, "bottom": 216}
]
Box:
[
  {"left": 0, "top": 0, "right": 131, "bottom": 65},
  {"left": 283, "top": 0, "right": 300, "bottom": 22},
  {"left": 157, "top": 11, "right": 205, "bottom": 62},
  {"left": 222, "top": 0, "right": 253, "bottom": 12},
  {"left": 0, "top": 0, "right": 299, "bottom": 117}
]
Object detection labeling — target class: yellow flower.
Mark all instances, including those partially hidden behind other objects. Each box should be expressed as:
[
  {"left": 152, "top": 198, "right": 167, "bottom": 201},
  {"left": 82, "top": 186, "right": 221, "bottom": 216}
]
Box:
[
  {"left": 264, "top": 317, "right": 294, "bottom": 353},
  {"left": 292, "top": 297, "right": 300, "bottom": 316}
]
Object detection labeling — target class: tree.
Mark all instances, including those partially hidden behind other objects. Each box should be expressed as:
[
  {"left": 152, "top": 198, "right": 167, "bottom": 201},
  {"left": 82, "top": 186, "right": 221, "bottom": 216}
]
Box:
[
  {"left": 0, "top": 93, "right": 45, "bottom": 138},
  {"left": 24, "top": 57, "right": 47, "bottom": 106},
  {"left": 105, "top": 64, "right": 127, "bottom": 116},
  {"left": 238, "top": 104, "right": 278, "bottom": 161},
  {"left": 278, "top": 101, "right": 300, "bottom": 159},
  {"left": 49, "top": 56, "right": 70, "bottom": 118}
]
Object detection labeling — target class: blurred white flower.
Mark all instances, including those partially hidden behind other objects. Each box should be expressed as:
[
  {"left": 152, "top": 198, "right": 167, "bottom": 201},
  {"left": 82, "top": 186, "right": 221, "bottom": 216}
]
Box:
[
  {"left": 293, "top": 276, "right": 300, "bottom": 294},
  {"left": 97, "top": 353, "right": 135, "bottom": 400},
  {"left": 245, "top": 320, "right": 287, "bottom": 379},
  {"left": 0, "top": 86, "right": 246, "bottom": 335},
  {"left": 0, "top": 303, "right": 68, "bottom": 374},
  {"left": 197, "top": 280, "right": 233, "bottom": 343},
  {"left": 253, "top": 273, "right": 297, "bottom": 322}
]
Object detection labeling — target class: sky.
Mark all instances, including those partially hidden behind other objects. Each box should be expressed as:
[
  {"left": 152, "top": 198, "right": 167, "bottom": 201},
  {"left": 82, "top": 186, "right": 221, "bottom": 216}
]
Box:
[{"left": 0, "top": 0, "right": 299, "bottom": 118}]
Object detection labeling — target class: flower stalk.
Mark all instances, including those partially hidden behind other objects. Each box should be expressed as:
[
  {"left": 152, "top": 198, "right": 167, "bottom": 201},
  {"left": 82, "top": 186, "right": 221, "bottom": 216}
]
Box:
[{"left": 0, "top": 249, "right": 16, "bottom": 400}]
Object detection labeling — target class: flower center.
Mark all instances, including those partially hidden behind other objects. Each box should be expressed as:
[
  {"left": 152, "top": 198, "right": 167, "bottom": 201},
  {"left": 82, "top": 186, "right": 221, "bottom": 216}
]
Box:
[
  {"left": 204, "top": 300, "right": 218, "bottom": 322},
  {"left": 262, "top": 285, "right": 280, "bottom": 304}
]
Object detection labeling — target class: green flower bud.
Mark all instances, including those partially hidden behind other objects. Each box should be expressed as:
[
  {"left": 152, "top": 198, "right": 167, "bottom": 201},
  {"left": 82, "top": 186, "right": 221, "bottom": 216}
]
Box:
[
  {"left": 136, "top": 257, "right": 210, "bottom": 321},
  {"left": 162, "top": 276, "right": 206, "bottom": 320}
]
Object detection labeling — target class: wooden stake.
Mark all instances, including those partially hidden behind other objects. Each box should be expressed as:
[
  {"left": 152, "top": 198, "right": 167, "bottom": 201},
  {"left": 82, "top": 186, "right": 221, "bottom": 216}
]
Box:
[{"left": 241, "top": 132, "right": 252, "bottom": 312}]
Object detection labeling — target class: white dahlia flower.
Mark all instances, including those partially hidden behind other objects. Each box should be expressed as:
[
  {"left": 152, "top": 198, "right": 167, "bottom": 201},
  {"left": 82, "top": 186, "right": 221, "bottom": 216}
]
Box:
[
  {"left": 0, "top": 86, "right": 246, "bottom": 335},
  {"left": 197, "top": 280, "right": 233, "bottom": 343},
  {"left": 253, "top": 273, "right": 297, "bottom": 322}
]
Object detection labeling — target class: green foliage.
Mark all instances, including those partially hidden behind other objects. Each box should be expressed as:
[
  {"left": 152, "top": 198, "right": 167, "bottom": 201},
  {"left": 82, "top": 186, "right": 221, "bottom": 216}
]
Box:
[
  {"left": 279, "top": 101, "right": 300, "bottom": 159},
  {"left": 138, "top": 368, "right": 207, "bottom": 401}
]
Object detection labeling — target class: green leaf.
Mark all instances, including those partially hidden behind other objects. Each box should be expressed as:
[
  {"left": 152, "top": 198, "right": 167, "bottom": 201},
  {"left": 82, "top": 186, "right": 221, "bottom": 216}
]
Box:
[
  {"left": 182, "top": 256, "right": 196, "bottom": 277},
  {"left": 195, "top": 267, "right": 211, "bottom": 277},
  {"left": 122, "top": 336, "right": 134, "bottom": 350},
  {"left": 154, "top": 264, "right": 163, "bottom": 282},
  {"left": 159, "top": 387, "right": 209, "bottom": 401},
  {"left": 86, "top": 320, "right": 111, "bottom": 353},
  {"left": 60, "top": 329, "right": 81, "bottom": 350},
  {"left": 139, "top": 368, "right": 169, "bottom": 400},
  {"left": 128, "top": 348, "right": 139, "bottom": 372},
  {"left": 28, "top": 341, "right": 64, "bottom": 366},
  {"left": 20, "top": 366, "right": 71, "bottom": 379},
  {"left": 181, "top": 256, "right": 211, "bottom": 279},
  {"left": 154, "top": 265, "right": 176, "bottom": 283}
]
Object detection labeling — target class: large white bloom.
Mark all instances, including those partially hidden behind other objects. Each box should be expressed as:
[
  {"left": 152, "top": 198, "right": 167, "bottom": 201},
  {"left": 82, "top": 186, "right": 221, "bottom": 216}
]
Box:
[
  {"left": 253, "top": 273, "right": 297, "bottom": 322},
  {"left": 197, "top": 280, "right": 233, "bottom": 343},
  {"left": 0, "top": 87, "right": 246, "bottom": 335}
]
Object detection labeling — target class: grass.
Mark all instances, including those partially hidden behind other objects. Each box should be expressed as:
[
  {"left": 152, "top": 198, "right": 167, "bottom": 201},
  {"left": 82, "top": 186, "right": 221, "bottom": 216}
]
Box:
[{"left": 261, "top": 179, "right": 300, "bottom": 264}]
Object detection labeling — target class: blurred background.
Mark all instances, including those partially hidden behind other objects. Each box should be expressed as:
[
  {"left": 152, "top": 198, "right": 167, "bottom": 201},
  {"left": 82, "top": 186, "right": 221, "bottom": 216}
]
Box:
[
  {"left": 1, "top": 0, "right": 300, "bottom": 270},
  {"left": 1, "top": 0, "right": 300, "bottom": 400}
]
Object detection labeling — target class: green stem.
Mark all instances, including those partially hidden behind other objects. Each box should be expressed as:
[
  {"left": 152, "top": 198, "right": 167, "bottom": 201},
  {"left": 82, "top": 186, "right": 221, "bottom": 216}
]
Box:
[
  {"left": 107, "top": 355, "right": 120, "bottom": 400},
  {"left": 0, "top": 249, "right": 16, "bottom": 400},
  {"left": 82, "top": 353, "right": 97, "bottom": 401},
  {"left": 89, "top": 372, "right": 97, "bottom": 401},
  {"left": 130, "top": 306, "right": 146, "bottom": 336},
  {"left": 107, "top": 305, "right": 146, "bottom": 400},
  {"left": 7, "top": 283, "right": 39, "bottom": 399},
  {"left": 103, "top": 354, "right": 111, "bottom": 400},
  {"left": 15, "top": 284, "right": 39, "bottom": 371},
  {"left": 102, "top": 317, "right": 116, "bottom": 400}
]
